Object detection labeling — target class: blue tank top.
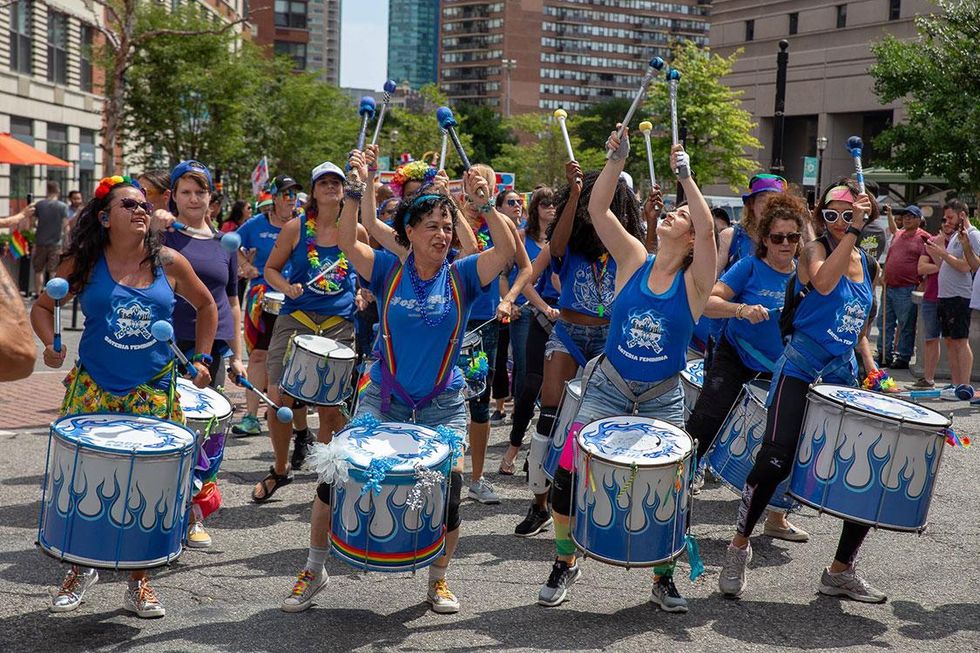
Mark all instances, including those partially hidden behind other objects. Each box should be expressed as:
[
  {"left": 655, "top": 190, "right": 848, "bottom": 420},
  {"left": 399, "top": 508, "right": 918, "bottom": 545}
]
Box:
[
  {"left": 555, "top": 247, "right": 617, "bottom": 318},
  {"left": 468, "top": 221, "right": 499, "bottom": 320},
  {"left": 785, "top": 249, "right": 873, "bottom": 379},
  {"left": 711, "top": 224, "right": 757, "bottom": 342},
  {"left": 78, "top": 257, "right": 175, "bottom": 394},
  {"left": 604, "top": 255, "right": 694, "bottom": 383},
  {"left": 525, "top": 238, "right": 559, "bottom": 304},
  {"left": 280, "top": 240, "right": 357, "bottom": 319}
]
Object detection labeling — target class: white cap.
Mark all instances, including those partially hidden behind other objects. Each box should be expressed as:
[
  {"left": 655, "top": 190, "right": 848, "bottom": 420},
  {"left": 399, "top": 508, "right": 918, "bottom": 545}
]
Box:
[
  {"left": 297, "top": 192, "right": 308, "bottom": 204},
  {"left": 310, "top": 161, "right": 344, "bottom": 186},
  {"left": 619, "top": 171, "right": 634, "bottom": 191}
]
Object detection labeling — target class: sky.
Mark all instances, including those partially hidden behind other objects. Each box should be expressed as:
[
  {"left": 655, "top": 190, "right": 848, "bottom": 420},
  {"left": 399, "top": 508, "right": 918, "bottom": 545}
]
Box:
[{"left": 340, "top": 0, "right": 389, "bottom": 91}]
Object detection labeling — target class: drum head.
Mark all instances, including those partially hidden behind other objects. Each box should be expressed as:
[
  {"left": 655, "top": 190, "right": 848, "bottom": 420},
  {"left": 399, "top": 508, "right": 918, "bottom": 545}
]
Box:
[
  {"left": 52, "top": 413, "right": 196, "bottom": 454},
  {"left": 809, "top": 384, "right": 950, "bottom": 429},
  {"left": 264, "top": 292, "right": 285, "bottom": 302},
  {"left": 744, "top": 379, "right": 770, "bottom": 405},
  {"left": 680, "top": 358, "right": 704, "bottom": 388},
  {"left": 294, "top": 334, "right": 356, "bottom": 360},
  {"left": 177, "top": 379, "right": 233, "bottom": 421},
  {"left": 338, "top": 421, "right": 451, "bottom": 472},
  {"left": 577, "top": 417, "right": 691, "bottom": 467}
]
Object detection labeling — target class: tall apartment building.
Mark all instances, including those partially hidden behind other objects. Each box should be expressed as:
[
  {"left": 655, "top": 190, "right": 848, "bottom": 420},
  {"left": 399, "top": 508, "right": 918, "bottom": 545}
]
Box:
[
  {"left": 309, "top": 0, "right": 342, "bottom": 84},
  {"left": 254, "top": 0, "right": 341, "bottom": 81},
  {"left": 388, "top": 0, "right": 440, "bottom": 89},
  {"left": 439, "top": 0, "right": 710, "bottom": 114},
  {"left": 709, "top": 0, "right": 932, "bottom": 188}
]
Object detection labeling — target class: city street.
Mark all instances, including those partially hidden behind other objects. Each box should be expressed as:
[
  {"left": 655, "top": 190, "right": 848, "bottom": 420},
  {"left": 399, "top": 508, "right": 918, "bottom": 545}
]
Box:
[{"left": 1, "top": 321, "right": 978, "bottom": 653}]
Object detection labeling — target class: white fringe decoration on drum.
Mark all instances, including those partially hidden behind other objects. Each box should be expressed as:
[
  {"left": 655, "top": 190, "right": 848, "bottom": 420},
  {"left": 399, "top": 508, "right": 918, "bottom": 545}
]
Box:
[{"left": 309, "top": 440, "right": 353, "bottom": 485}]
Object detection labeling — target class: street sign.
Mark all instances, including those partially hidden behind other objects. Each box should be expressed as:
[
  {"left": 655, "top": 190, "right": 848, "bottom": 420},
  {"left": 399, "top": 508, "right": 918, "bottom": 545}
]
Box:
[{"left": 802, "top": 156, "right": 819, "bottom": 186}]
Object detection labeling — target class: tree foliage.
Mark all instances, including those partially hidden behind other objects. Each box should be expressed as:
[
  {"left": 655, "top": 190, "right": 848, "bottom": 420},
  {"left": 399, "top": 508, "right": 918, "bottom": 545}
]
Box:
[
  {"left": 643, "top": 40, "right": 762, "bottom": 192},
  {"left": 379, "top": 84, "right": 473, "bottom": 177},
  {"left": 869, "top": 0, "right": 980, "bottom": 197}
]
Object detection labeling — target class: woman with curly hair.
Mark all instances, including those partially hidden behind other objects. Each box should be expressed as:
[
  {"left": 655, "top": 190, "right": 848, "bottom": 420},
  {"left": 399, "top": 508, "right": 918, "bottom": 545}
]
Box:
[
  {"left": 30, "top": 175, "right": 216, "bottom": 619},
  {"left": 687, "top": 191, "right": 810, "bottom": 540}
]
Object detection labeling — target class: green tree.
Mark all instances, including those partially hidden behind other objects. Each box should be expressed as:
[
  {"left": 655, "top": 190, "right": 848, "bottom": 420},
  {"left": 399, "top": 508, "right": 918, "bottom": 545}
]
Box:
[
  {"left": 643, "top": 40, "right": 762, "bottom": 192},
  {"left": 380, "top": 84, "right": 473, "bottom": 176},
  {"left": 870, "top": 1, "right": 980, "bottom": 198},
  {"left": 490, "top": 113, "right": 606, "bottom": 189},
  {"left": 459, "top": 104, "right": 515, "bottom": 166}
]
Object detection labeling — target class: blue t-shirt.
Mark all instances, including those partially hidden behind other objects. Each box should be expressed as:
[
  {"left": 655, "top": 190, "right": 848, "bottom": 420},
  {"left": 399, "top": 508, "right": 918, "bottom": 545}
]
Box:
[
  {"left": 280, "top": 240, "right": 357, "bottom": 319},
  {"left": 78, "top": 257, "right": 175, "bottom": 394},
  {"left": 711, "top": 224, "right": 757, "bottom": 342},
  {"left": 368, "top": 250, "right": 489, "bottom": 401},
  {"left": 554, "top": 247, "right": 617, "bottom": 318},
  {"left": 468, "top": 222, "right": 499, "bottom": 320},
  {"left": 604, "top": 255, "right": 694, "bottom": 383},
  {"left": 720, "top": 256, "right": 793, "bottom": 373},
  {"left": 164, "top": 232, "right": 238, "bottom": 342},
  {"left": 785, "top": 250, "right": 873, "bottom": 382},
  {"left": 236, "top": 214, "right": 281, "bottom": 285},
  {"left": 524, "top": 237, "right": 559, "bottom": 304}
]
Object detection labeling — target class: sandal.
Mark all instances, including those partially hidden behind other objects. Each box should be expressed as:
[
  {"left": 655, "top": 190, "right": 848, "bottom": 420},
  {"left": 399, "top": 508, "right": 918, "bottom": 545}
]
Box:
[
  {"left": 252, "top": 465, "right": 293, "bottom": 503},
  {"left": 498, "top": 458, "right": 516, "bottom": 476}
]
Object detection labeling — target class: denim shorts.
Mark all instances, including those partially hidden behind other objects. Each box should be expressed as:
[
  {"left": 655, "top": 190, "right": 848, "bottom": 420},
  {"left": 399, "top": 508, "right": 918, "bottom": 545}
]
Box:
[
  {"left": 921, "top": 300, "right": 941, "bottom": 341},
  {"left": 545, "top": 321, "right": 610, "bottom": 362},
  {"left": 355, "top": 379, "right": 468, "bottom": 451}
]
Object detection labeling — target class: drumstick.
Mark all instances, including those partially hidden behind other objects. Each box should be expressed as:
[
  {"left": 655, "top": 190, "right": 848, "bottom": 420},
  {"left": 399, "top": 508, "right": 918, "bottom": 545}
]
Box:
[
  {"left": 45, "top": 277, "right": 69, "bottom": 353},
  {"left": 608, "top": 57, "right": 666, "bottom": 158},
  {"left": 668, "top": 68, "right": 688, "bottom": 178},
  {"left": 439, "top": 129, "right": 448, "bottom": 169},
  {"left": 436, "top": 107, "right": 486, "bottom": 200},
  {"left": 355, "top": 96, "right": 377, "bottom": 152},
  {"left": 898, "top": 385, "right": 975, "bottom": 401},
  {"left": 847, "top": 136, "right": 866, "bottom": 194},
  {"left": 171, "top": 222, "right": 242, "bottom": 252},
  {"left": 638, "top": 121, "right": 657, "bottom": 189},
  {"left": 229, "top": 370, "right": 294, "bottom": 422},
  {"left": 465, "top": 317, "right": 497, "bottom": 339},
  {"left": 370, "top": 80, "right": 398, "bottom": 146},
  {"left": 554, "top": 109, "right": 575, "bottom": 162},
  {"left": 150, "top": 320, "right": 197, "bottom": 378},
  {"left": 306, "top": 257, "right": 343, "bottom": 289}
]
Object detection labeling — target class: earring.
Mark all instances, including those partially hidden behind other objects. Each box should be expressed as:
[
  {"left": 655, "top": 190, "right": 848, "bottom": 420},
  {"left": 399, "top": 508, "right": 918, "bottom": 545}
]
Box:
[{"left": 100, "top": 212, "right": 109, "bottom": 225}]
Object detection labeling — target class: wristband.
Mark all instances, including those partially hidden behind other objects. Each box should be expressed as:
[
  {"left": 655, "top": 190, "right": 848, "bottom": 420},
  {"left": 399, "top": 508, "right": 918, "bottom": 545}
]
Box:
[
  {"left": 191, "top": 353, "right": 214, "bottom": 365},
  {"left": 845, "top": 225, "right": 863, "bottom": 239},
  {"left": 735, "top": 303, "right": 746, "bottom": 319}
]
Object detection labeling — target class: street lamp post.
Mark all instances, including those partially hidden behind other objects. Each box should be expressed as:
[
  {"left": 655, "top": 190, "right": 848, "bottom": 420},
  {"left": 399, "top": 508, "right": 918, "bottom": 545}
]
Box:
[
  {"left": 770, "top": 40, "right": 789, "bottom": 175},
  {"left": 501, "top": 59, "right": 517, "bottom": 118},
  {"left": 816, "top": 135, "right": 828, "bottom": 192}
]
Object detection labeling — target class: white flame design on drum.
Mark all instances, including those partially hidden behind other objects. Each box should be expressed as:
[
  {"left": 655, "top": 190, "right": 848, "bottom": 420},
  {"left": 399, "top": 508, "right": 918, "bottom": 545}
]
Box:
[
  {"left": 680, "top": 358, "right": 703, "bottom": 419},
  {"left": 280, "top": 335, "right": 356, "bottom": 406}
]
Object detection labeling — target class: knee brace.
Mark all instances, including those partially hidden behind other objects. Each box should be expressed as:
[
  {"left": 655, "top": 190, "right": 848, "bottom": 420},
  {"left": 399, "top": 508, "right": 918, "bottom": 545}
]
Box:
[
  {"left": 536, "top": 406, "right": 558, "bottom": 438},
  {"left": 316, "top": 481, "right": 333, "bottom": 505},
  {"left": 549, "top": 466, "right": 574, "bottom": 517},
  {"left": 446, "top": 471, "right": 463, "bottom": 532},
  {"left": 527, "top": 431, "right": 550, "bottom": 495}
]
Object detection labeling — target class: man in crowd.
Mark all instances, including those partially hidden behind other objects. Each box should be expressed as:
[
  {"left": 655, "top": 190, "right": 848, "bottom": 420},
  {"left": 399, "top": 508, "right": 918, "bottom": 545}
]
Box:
[
  {"left": 30, "top": 182, "right": 69, "bottom": 299},
  {"left": 879, "top": 205, "right": 929, "bottom": 369}
]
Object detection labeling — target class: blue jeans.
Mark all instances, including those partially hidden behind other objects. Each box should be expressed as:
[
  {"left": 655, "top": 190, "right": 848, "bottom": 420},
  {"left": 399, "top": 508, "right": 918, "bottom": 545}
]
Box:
[
  {"left": 508, "top": 309, "right": 531, "bottom": 401},
  {"left": 545, "top": 320, "right": 610, "bottom": 363},
  {"left": 575, "top": 365, "right": 686, "bottom": 431},
  {"left": 356, "top": 381, "right": 468, "bottom": 447},
  {"left": 879, "top": 285, "right": 917, "bottom": 363}
]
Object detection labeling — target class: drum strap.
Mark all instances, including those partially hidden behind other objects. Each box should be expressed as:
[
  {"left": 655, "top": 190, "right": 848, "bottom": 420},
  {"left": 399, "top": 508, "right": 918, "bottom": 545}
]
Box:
[
  {"left": 782, "top": 331, "right": 855, "bottom": 383},
  {"left": 553, "top": 321, "right": 588, "bottom": 368},
  {"left": 598, "top": 356, "right": 680, "bottom": 415},
  {"left": 733, "top": 334, "right": 776, "bottom": 373},
  {"left": 289, "top": 311, "right": 346, "bottom": 336}
]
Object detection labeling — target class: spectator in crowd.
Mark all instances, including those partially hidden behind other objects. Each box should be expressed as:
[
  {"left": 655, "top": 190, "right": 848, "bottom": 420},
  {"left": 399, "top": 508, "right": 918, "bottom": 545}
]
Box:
[
  {"left": 879, "top": 205, "right": 929, "bottom": 369},
  {"left": 0, "top": 262, "right": 35, "bottom": 381},
  {"left": 913, "top": 214, "right": 957, "bottom": 389},
  {"left": 30, "top": 182, "right": 69, "bottom": 299},
  {"left": 927, "top": 199, "right": 980, "bottom": 393}
]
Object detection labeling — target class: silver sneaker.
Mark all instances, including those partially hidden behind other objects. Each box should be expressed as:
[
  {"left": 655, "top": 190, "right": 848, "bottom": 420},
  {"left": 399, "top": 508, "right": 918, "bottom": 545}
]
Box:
[
  {"left": 719, "top": 542, "right": 752, "bottom": 597},
  {"left": 819, "top": 565, "right": 887, "bottom": 603},
  {"left": 281, "top": 568, "right": 329, "bottom": 613},
  {"left": 123, "top": 578, "right": 166, "bottom": 618},
  {"left": 467, "top": 477, "right": 500, "bottom": 504},
  {"left": 692, "top": 468, "right": 705, "bottom": 495},
  {"left": 650, "top": 575, "right": 689, "bottom": 613},
  {"left": 50, "top": 567, "right": 98, "bottom": 613},
  {"left": 537, "top": 559, "right": 582, "bottom": 607}
]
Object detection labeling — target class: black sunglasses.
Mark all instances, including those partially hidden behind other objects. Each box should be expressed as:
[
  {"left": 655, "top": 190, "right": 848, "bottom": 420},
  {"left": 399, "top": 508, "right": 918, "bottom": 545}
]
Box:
[
  {"left": 768, "top": 232, "right": 802, "bottom": 244},
  {"left": 115, "top": 197, "right": 154, "bottom": 214},
  {"left": 538, "top": 200, "right": 554, "bottom": 208},
  {"left": 821, "top": 209, "right": 854, "bottom": 224}
]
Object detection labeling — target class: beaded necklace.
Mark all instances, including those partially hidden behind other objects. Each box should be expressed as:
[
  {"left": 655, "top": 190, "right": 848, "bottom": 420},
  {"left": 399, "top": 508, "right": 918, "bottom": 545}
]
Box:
[
  {"left": 591, "top": 253, "right": 610, "bottom": 318},
  {"left": 305, "top": 210, "right": 349, "bottom": 293},
  {"left": 406, "top": 253, "right": 452, "bottom": 326}
]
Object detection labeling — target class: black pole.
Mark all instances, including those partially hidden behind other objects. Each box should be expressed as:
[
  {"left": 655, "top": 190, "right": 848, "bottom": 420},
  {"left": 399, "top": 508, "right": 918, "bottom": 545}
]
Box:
[
  {"left": 676, "top": 118, "right": 689, "bottom": 204},
  {"left": 770, "top": 40, "right": 789, "bottom": 175}
]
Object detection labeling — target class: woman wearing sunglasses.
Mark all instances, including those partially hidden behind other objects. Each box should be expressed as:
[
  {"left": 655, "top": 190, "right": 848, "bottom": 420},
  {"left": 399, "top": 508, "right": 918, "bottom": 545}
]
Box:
[
  {"left": 536, "top": 130, "right": 713, "bottom": 612},
  {"left": 31, "top": 175, "right": 217, "bottom": 618},
  {"left": 719, "top": 180, "right": 887, "bottom": 604},
  {"left": 687, "top": 192, "right": 809, "bottom": 540}
]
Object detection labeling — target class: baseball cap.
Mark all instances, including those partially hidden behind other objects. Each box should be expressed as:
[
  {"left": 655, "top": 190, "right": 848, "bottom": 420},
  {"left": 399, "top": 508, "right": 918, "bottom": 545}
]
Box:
[
  {"left": 742, "top": 173, "right": 786, "bottom": 203},
  {"left": 170, "top": 160, "right": 214, "bottom": 190},
  {"left": 894, "top": 205, "right": 923, "bottom": 219},
  {"left": 310, "top": 161, "right": 345, "bottom": 187},
  {"left": 269, "top": 174, "right": 302, "bottom": 195}
]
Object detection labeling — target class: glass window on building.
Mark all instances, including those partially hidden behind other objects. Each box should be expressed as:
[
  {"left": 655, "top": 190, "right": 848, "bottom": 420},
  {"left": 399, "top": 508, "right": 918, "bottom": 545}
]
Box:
[
  {"left": 9, "top": 0, "right": 32, "bottom": 75},
  {"left": 275, "top": 0, "right": 307, "bottom": 28},
  {"left": 79, "top": 129, "right": 96, "bottom": 199},
  {"left": 47, "top": 12, "right": 68, "bottom": 84},
  {"left": 889, "top": 0, "right": 901, "bottom": 21},
  {"left": 46, "top": 123, "right": 69, "bottom": 192},
  {"left": 274, "top": 41, "right": 307, "bottom": 70},
  {"left": 745, "top": 19, "right": 754, "bottom": 41},
  {"left": 836, "top": 5, "right": 847, "bottom": 29},
  {"left": 80, "top": 24, "right": 94, "bottom": 92},
  {"left": 789, "top": 12, "right": 799, "bottom": 35},
  {"left": 9, "top": 117, "right": 33, "bottom": 208}
]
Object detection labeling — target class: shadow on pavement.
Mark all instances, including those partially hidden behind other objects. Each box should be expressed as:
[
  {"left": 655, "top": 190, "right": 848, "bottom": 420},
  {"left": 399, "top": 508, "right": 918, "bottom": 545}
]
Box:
[{"left": 891, "top": 599, "right": 980, "bottom": 640}]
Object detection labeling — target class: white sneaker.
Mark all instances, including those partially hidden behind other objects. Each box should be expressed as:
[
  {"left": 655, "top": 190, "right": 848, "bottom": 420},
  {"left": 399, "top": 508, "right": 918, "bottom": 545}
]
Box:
[
  {"left": 123, "top": 578, "right": 166, "bottom": 618},
  {"left": 718, "top": 542, "right": 752, "bottom": 597},
  {"left": 50, "top": 567, "right": 98, "bottom": 613},
  {"left": 426, "top": 578, "right": 460, "bottom": 614},
  {"left": 281, "top": 568, "right": 328, "bottom": 613},
  {"left": 467, "top": 477, "right": 500, "bottom": 504}
]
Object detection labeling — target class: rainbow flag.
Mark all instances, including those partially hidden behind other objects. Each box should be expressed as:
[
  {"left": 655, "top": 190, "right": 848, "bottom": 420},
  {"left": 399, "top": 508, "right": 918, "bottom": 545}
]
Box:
[{"left": 8, "top": 230, "right": 28, "bottom": 259}]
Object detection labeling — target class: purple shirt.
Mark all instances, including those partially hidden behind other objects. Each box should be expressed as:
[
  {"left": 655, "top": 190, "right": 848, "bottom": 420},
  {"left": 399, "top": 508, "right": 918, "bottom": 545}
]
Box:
[{"left": 164, "top": 231, "right": 238, "bottom": 342}]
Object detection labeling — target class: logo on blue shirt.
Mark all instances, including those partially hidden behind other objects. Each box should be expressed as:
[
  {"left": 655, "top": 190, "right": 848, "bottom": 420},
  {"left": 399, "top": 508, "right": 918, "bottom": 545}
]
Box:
[
  {"left": 106, "top": 300, "right": 155, "bottom": 350},
  {"left": 834, "top": 299, "right": 866, "bottom": 337},
  {"left": 571, "top": 266, "right": 615, "bottom": 314},
  {"left": 623, "top": 310, "right": 666, "bottom": 354}
]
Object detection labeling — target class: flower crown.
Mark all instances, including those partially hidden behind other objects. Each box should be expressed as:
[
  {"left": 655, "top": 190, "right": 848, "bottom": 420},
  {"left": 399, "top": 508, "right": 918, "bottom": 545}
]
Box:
[
  {"left": 389, "top": 161, "right": 437, "bottom": 199},
  {"left": 94, "top": 175, "right": 143, "bottom": 200}
]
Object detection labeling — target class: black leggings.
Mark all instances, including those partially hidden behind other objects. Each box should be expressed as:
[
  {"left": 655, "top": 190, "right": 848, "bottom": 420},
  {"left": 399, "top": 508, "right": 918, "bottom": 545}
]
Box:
[
  {"left": 492, "top": 323, "right": 511, "bottom": 400},
  {"left": 688, "top": 338, "right": 770, "bottom": 461},
  {"left": 736, "top": 374, "right": 870, "bottom": 565},
  {"left": 508, "top": 312, "right": 550, "bottom": 448}
]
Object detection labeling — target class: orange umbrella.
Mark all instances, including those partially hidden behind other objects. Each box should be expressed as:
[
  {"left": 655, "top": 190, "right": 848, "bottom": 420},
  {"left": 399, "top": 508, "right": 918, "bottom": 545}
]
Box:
[{"left": 0, "top": 133, "right": 70, "bottom": 167}]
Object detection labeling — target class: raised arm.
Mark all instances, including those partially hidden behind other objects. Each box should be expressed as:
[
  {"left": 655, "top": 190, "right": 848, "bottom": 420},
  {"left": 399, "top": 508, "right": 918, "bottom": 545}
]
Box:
[
  {"left": 468, "top": 170, "right": 516, "bottom": 287},
  {"left": 360, "top": 144, "right": 408, "bottom": 257},
  {"left": 589, "top": 128, "right": 647, "bottom": 281},
  {"left": 804, "top": 194, "right": 872, "bottom": 294},
  {"left": 340, "top": 149, "right": 379, "bottom": 281},
  {"left": 672, "top": 145, "right": 717, "bottom": 317},
  {"left": 642, "top": 188, "right": 662, "bottom": 253},
  {"left": 548, "top": 161, "right": 582, "bottom": 260}
]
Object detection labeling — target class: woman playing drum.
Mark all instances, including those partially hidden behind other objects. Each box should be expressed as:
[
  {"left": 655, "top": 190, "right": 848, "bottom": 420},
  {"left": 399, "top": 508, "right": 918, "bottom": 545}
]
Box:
[
  {"left": 31, "top": 175, "right": 217, "bottom": 618},
  {"left": 718, "top": 180, "right": 887, "bottom": 603},
  {"left": 537, "top": 130, "right": 715, "bottom": 613},
  {"left": 279, "top": 149, "right": 515, "bottom": 614},
  {"left": 688, "top": 193, "right": 809, "bottom": 541}
]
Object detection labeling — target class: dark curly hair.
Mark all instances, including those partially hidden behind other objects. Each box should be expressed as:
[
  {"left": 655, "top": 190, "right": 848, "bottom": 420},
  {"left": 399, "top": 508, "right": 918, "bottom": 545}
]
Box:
[
  {"left": 755, "top": 193, "right": 807, "bottom": 260},
  {"left": 547, "top": 170, "right": 643, "bottom": 262},
  {"left": 393, "top": 193, "right": 458, "bottom": 249},
  {"left": 61, "top": 183, "right": 162, "bottom": 293},
  {"left": 526, "top": 186, "right": 555, "bottom": 242}
]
